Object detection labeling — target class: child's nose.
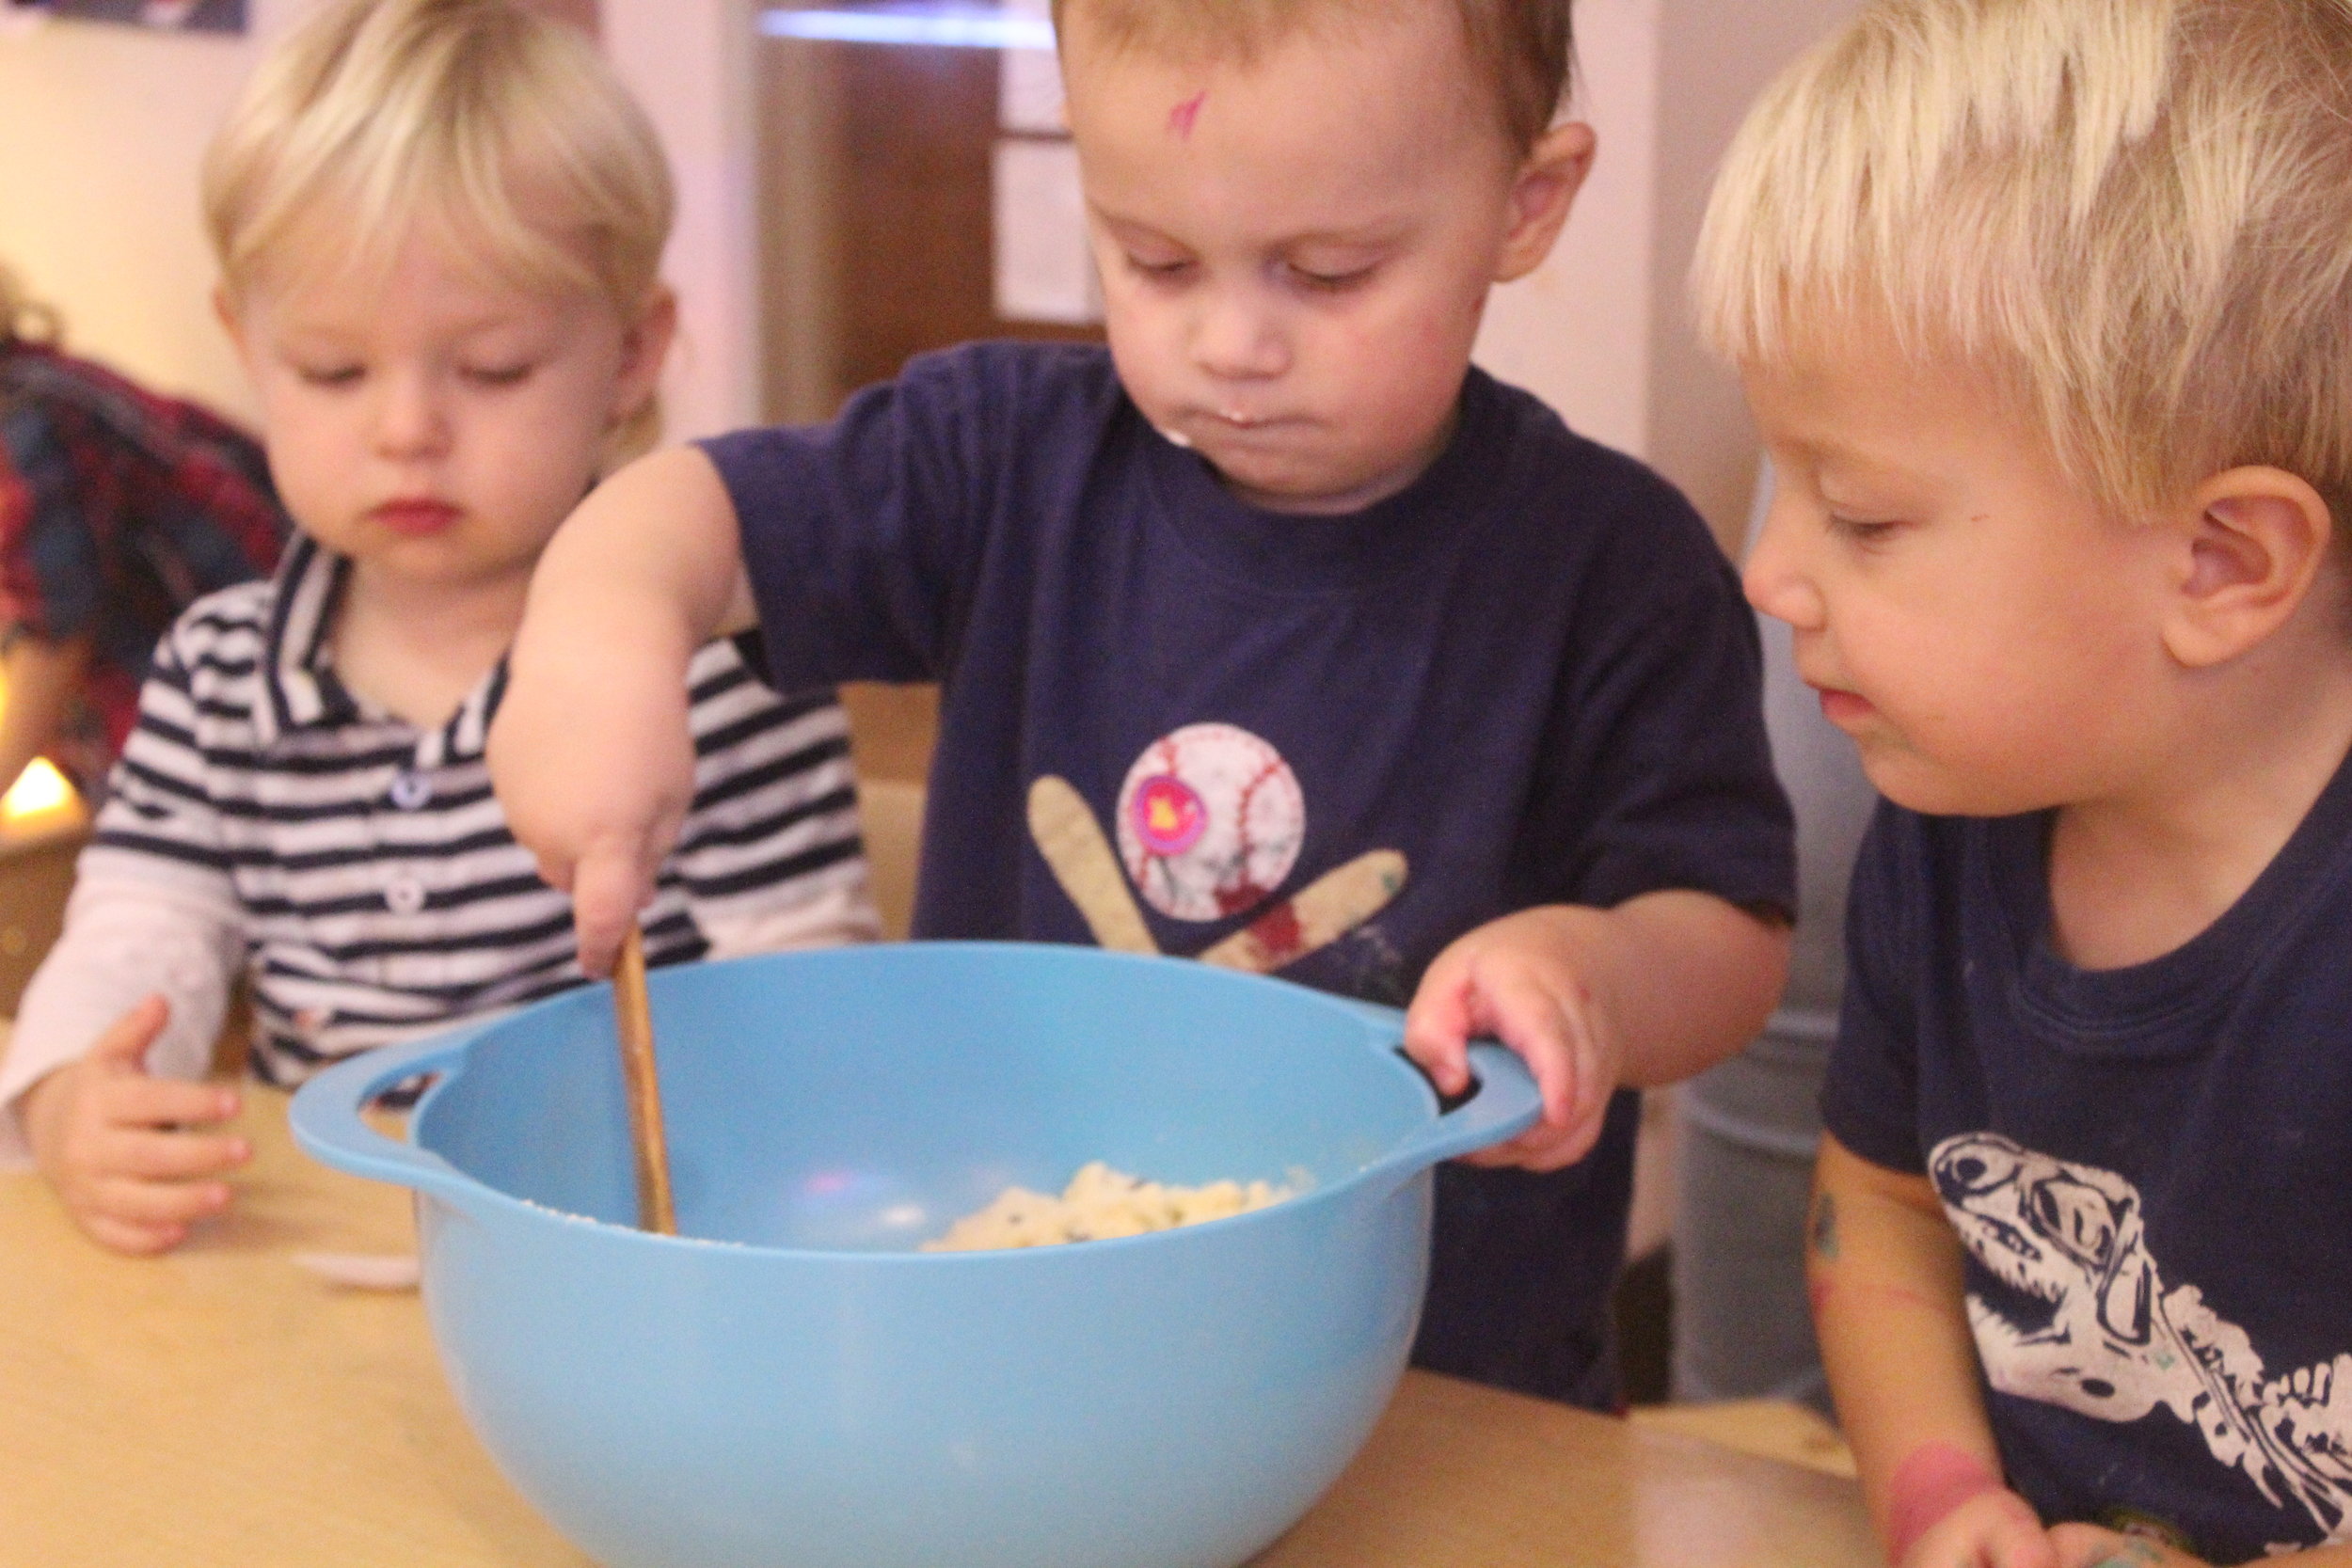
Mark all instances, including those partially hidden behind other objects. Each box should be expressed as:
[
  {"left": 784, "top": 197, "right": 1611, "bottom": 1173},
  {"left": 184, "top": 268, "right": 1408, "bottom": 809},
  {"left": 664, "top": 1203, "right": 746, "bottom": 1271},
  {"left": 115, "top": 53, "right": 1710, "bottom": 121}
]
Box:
[
  {"left": 373, "top": 372, "right": 451, "bottom": 458},
  {"left": 1741, "top": 504, "right": 1825, "bottom": 629},
  {"left": 1189, "top": 289, "right": 1289, "bottom": 382}
]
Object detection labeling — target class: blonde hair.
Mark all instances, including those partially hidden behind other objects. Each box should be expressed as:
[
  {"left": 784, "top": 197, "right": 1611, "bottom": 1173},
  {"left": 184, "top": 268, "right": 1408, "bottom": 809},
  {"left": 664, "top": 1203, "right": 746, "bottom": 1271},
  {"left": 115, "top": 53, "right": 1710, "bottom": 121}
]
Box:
[
  {"left": 1055, "top": 0, "right": 1573, "bottom": 156},
  {"left": 0, "top": 261, "right": 61, "bottom": 348},
  {"left": 1693, "top": 0, "right": 2352, "bottom": 530},
  {"left": 202, "top": 0, "right": 674, "bottom": 448}
]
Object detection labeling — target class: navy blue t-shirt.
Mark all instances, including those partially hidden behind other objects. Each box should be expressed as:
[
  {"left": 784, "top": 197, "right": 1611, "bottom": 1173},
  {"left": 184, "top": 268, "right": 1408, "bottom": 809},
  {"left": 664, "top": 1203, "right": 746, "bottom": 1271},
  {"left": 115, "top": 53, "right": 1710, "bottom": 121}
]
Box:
[
  {"left": 705, "top": 341, "right": 1794, "bottom": 1405},
  {"left": 1824, "top": 772, "right": 2352, "bottom": 1561}
]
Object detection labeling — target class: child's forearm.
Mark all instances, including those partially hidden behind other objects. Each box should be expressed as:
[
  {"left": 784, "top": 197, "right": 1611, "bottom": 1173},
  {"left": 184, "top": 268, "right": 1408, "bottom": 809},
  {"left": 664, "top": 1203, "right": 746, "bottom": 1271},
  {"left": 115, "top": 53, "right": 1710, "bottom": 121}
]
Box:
[
  {"left": 520, "top": 446, "right": 756, "bottom": 663},
  {"left": 495, "top": 447, "right": 762, "bottom": 973},
  {"left": 1541, "top": 891, "right": 1789, "bottom": 1089},
  {"left": 1812, "top": 1132, "right": 2010, "bottom": 1560}
]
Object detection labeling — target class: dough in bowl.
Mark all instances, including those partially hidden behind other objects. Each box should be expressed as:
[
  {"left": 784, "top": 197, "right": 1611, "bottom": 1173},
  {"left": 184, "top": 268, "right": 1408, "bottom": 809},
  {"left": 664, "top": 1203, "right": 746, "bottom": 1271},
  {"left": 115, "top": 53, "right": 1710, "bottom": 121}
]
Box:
[{"left": 923, "top": 1162, "right": 1288, "bottom": 1250}]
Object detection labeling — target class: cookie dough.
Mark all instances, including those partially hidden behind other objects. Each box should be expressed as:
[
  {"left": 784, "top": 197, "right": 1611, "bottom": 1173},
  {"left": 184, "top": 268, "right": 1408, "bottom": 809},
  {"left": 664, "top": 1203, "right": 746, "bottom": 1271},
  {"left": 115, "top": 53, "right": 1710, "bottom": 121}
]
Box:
[{"left": 922, "top": 1162, "right": 1287, "bottom": 1251}]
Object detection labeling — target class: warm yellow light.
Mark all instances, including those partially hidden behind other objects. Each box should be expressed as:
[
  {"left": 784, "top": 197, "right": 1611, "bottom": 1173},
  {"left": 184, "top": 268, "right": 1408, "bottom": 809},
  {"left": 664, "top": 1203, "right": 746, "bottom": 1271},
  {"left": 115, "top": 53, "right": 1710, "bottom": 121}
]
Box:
[{"left": 2, "top": 758, "right": 77, "bottom": 822}]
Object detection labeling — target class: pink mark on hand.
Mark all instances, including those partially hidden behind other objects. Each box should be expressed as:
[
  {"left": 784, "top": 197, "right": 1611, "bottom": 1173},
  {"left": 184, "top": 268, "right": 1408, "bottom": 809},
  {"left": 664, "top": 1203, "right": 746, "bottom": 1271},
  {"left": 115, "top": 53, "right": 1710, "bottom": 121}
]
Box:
[
  {"left": 1885, "top": 1442, "right": 2005, "bottom": 1561},
  {"left": 1168, "top": 90, "right": 1207, "bottom": 138}
]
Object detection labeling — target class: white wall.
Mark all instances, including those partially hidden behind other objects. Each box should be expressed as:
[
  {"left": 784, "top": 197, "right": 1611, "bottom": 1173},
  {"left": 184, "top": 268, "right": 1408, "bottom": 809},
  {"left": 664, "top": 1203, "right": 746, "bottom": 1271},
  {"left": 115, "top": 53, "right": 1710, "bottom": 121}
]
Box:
[
  {"left": 1645, "top": 0, "right": 1864, "bottom": 546},
  {"left": 0, "top": 6, "right": 291, "bottom": 423},
  {"left": 1475, "top": 0, "right": 1860, "bottom": 548},
  {"left": 1473, "top": 0, "right": 1659, "bottom": 462},
  {"left": 0, "top": 0, "right": 766, "bottom": 443},
  {"left": 603, "top": 0, "right": 762, "bottom": 442}
]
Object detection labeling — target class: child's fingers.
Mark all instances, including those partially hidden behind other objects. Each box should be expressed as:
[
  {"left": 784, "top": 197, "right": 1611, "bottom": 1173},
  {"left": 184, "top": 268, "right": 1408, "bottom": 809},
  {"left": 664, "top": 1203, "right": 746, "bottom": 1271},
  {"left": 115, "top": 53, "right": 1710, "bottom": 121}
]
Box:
[
  {"left": 86, "top": 993, "right": 171, "bottom": 1068},
  {"left": 1464, "top": 1100, "right": 1610, "bottom": 1172},
  {"left": 569, "top": 841, "right": 654, "bottom": 977},
  {"left": 95, "top": 1124, "right": 251, "bottom": 1182},
  {"left": 99, "top": 1074, "right": 240, "bottom": 1132},
  {"left": 81, "top": 1213, "right": 194, "bottom": 1257},
  {"left": 1400, "top": 962, "right": 1477, "bottom": 1094},
  {"left": 1462, "top": 960, "right": 1580, "bottom": 1128},
  {"left": 1900, "top": 1492, "right": 2058, "bottom": 1568},
  {"left": 85, "top": 1169, "right": 235, "bottom": 1228}
]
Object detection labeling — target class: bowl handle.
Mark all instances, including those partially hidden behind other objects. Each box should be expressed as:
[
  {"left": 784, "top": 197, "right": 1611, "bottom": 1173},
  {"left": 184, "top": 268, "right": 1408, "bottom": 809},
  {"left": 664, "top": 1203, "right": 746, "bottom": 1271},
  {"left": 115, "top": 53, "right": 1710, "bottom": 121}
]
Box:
[
  {"left": 287, "top": 1026, "right": 499, "bottom": 1213},
  {"left": 1335, "top": 1001, "right": 1544, "bottom": 1192},
  {"left": 1357, "top": 1042, "right": 1541, "bottom": 1192}
]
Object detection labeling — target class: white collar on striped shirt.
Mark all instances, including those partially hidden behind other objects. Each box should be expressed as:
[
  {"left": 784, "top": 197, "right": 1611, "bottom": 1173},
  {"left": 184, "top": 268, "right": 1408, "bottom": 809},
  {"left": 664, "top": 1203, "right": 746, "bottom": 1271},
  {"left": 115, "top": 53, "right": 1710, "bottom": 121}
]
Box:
[{"left": 249, "top": 533, "right": 506, "bottom": 768}]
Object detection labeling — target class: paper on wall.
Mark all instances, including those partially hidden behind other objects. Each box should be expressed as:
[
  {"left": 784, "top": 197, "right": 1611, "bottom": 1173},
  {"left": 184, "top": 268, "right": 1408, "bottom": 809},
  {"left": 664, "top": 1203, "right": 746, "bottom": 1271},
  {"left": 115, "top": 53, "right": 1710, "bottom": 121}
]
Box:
[{"left": 992, "top": 137, "right": 1101, "bottom": 325}]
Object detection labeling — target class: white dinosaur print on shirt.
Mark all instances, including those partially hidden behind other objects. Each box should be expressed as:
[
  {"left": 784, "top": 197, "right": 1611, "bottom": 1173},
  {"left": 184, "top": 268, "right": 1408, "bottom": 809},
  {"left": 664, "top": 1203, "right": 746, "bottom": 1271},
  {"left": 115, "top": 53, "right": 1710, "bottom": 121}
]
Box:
[{"left": 1930, "top": 1132, "right": 2352, "bottom": 1548}]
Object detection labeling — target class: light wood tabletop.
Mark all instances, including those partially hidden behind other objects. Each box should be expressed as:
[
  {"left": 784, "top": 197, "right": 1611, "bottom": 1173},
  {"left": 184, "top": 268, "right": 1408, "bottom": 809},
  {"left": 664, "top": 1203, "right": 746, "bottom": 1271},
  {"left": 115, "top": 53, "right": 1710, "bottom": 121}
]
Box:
[{"left": 0, "top": 1088, "right": 1879, "bottom": 1568}]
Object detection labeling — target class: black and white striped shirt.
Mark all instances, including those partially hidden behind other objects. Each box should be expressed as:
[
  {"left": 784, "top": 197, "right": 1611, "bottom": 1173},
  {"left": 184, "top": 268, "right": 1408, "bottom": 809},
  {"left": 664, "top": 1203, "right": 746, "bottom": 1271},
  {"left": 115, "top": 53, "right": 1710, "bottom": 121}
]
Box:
[{"left": 0, "top": 535, "right": 873, "bottom": 1127}]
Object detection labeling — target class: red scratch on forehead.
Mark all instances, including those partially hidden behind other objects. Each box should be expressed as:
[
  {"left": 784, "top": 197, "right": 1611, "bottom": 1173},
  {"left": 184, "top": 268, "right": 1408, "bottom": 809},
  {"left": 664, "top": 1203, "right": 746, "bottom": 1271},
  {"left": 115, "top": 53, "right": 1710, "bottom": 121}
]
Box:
[{"left": 1168, "top": 90, "right": 1207, "bottom": 138}]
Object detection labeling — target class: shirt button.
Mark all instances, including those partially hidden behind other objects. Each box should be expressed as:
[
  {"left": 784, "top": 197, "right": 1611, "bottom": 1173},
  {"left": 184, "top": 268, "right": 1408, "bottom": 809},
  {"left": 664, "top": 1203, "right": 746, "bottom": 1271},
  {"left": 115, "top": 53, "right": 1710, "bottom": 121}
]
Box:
[
  {"left": 384, "top": 875, "right": 427, "bottom": 916},
  {"left": 388, "top": 770, "right": 433, "bottom": 811}
]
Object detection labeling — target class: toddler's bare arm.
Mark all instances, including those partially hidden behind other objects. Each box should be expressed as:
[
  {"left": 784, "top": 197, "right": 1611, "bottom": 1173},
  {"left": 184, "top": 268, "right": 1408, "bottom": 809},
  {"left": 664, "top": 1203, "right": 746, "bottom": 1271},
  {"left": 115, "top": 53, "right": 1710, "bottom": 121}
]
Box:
[
  {"left": 1401, "top": 892, "right": 1788, "bottom": 1170},
  {"left": 1811, "top": 1134, "right": 2057, "bottom": 1568},
  {"left": 490, "top": 447, "right": 756, "bottom": 975}
]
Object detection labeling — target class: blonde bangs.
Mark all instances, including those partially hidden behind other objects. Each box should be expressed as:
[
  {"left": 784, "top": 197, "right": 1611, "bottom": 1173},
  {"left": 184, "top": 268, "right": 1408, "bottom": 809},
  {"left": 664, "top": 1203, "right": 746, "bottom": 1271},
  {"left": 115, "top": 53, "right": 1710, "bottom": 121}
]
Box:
[
  {"left": 202, "top": 0, "right": 672, "bottom": 318},
  {"left": 1694, "top": 0, "right": 2352, "bottom": 528}
]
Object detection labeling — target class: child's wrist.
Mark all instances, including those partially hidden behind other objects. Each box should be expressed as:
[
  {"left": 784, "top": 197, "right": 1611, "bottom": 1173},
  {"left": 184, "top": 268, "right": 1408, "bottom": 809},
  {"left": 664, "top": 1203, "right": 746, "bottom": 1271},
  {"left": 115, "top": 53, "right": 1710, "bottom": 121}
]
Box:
[{"left": 1884, "top": 1441, "right": 2007, "bottom": 1560}]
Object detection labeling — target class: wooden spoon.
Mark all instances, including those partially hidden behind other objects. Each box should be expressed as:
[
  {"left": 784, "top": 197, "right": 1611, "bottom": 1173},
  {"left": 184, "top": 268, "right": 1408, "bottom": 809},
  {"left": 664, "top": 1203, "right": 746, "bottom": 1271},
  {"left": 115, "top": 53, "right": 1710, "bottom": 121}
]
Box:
[{"left": 612, "top": 922, "right": 677, "bottom": 1234}]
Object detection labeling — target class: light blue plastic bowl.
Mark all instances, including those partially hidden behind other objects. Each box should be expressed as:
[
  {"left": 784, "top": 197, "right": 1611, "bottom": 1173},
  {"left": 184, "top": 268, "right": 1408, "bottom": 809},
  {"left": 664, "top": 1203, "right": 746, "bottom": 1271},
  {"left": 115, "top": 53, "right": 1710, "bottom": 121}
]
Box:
[{"left": 290, "top": 942, "right": 1537, "bottom": 1568}]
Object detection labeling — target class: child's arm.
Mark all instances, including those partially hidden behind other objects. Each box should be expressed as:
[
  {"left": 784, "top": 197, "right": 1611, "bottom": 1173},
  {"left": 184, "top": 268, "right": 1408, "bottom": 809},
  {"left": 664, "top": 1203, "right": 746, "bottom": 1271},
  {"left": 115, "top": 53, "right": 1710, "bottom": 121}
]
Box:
[
  {"left": 3, "top": 874, "right": 248, "bottom": 1254},
  {"left": 489, "top": 447, "right": 758, "bottom": 976},
  {"left": 1818, "top": 1132, "right": 2352, "bottom": 1568},
  {"left": 1811, "top": 1132, "right": 2058, "bottom": 1568},
  {"left": 1402, "top": 891, "right": 1788, "bottom": 1170}
]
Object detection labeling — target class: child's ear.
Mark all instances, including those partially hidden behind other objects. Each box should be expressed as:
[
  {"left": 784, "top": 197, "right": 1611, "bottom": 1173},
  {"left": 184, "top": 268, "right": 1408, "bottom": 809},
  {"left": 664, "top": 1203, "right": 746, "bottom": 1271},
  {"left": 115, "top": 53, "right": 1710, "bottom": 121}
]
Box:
[
  {"left": 2161, "top": 467, "right": 2337, "bottom": 670},
  {"left": 213, "top": 285, "right": 250, "bottom": 361},
  {"left": 1494, "top": 120, "right": 1596, "bottom": 284},
  {"left": 610, "top": 283, "right": 678, "bottom": 426}
]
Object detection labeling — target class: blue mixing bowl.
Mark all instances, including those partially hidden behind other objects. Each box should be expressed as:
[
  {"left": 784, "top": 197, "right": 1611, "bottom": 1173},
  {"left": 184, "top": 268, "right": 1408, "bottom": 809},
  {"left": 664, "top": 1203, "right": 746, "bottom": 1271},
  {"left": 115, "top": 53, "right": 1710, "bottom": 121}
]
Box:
[{"left": 291, "top": 942, "right": 1537, "bottom": 1568}]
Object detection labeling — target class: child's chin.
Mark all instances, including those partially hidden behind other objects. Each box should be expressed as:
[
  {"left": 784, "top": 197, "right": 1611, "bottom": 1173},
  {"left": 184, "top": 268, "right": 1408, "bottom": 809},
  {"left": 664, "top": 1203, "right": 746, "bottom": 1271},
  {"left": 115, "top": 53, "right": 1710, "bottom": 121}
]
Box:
[
  {"left": 1864, "top": 758, "right": 2042, "bottom": 821},
  {"left": 1210, "top": 456, "right": 1410, "bottom": 517}
]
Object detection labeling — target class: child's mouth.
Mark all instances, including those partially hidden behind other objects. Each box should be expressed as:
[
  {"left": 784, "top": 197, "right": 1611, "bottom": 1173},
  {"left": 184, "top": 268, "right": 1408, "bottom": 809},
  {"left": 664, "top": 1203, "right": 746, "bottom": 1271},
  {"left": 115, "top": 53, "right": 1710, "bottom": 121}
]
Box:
[
  {"left": 372, "top": 499, "right": 462, "bottom": 537},
  {"left": 1815, "top": 687, "right": 1874, "bottom": 724}
]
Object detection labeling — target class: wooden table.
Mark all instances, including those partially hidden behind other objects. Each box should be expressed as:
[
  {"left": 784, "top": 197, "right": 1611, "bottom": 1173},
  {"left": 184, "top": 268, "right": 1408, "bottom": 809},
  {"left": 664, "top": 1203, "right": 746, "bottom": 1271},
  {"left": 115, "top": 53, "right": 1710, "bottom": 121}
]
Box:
[{"left": 0, "top": 1093, "right": 1878, "bottom": 1567}]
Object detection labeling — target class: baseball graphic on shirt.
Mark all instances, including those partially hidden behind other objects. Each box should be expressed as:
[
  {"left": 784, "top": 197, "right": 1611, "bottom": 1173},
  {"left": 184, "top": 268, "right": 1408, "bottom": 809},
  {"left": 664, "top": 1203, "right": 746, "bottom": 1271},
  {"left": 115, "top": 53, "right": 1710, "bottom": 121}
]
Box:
[{"left": 1116, "top": 723, "right": 1305, "bottom": 922}]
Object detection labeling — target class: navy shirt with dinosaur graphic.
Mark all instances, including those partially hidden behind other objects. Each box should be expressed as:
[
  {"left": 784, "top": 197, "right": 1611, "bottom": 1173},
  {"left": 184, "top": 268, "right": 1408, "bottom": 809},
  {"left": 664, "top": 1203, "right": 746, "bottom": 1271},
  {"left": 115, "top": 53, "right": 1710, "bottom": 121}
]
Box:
[
  {"left": 1824, "top": 768, "right": 2352, "bottom": 1561},
  {"left": 701, "top": 341, "right": 1794, "bottom": 1407}
]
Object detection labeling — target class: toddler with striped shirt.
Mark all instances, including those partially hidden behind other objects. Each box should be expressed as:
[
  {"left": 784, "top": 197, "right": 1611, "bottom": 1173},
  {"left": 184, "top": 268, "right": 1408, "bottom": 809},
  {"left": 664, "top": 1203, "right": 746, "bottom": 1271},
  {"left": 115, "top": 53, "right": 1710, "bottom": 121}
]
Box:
[{"left": 0, "top": 0, "right": 878, "bottom": 1255}]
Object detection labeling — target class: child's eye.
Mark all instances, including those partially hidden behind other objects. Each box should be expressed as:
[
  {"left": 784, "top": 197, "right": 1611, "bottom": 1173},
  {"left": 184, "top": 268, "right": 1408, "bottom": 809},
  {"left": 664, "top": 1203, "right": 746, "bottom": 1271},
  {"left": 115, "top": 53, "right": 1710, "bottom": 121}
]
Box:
[
  {"left": 461, "top": 362, "right": 534, "bottom": 388},
  {"left": 1289, "top": 262, "right": 1375, "bottom": 293},
  {"left": 297, "top": 364, "right": 364, "bottom": 388},
  {"left": 1829, "top": 515, "right": 1905, "bottom": 546},
  {"left": 1123, "top": 255, "right": 1195, "bottom": 283}
]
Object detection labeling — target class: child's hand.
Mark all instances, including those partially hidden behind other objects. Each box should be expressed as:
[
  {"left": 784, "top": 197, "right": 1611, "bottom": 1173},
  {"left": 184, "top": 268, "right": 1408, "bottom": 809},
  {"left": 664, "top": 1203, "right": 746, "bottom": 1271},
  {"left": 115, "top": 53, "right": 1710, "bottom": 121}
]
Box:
[
  {"left": 488, "top": 448, "right": 749, "bottom": 977},
  {"left": 1401, "top": 908, "right": 1622, "bottom": 1171},
  {"left": 1899, "top": 1488, "right": 2059, "bottom": 1568},
  {"left": 2045, "top": 1525, "right": 2208, "bottom": 1568},
  {"left": 486, "top": 637, "right": 694, "bottom": 975},
  {"left": 22, "top": 995, "right": 250, "bottom": 1256}
]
